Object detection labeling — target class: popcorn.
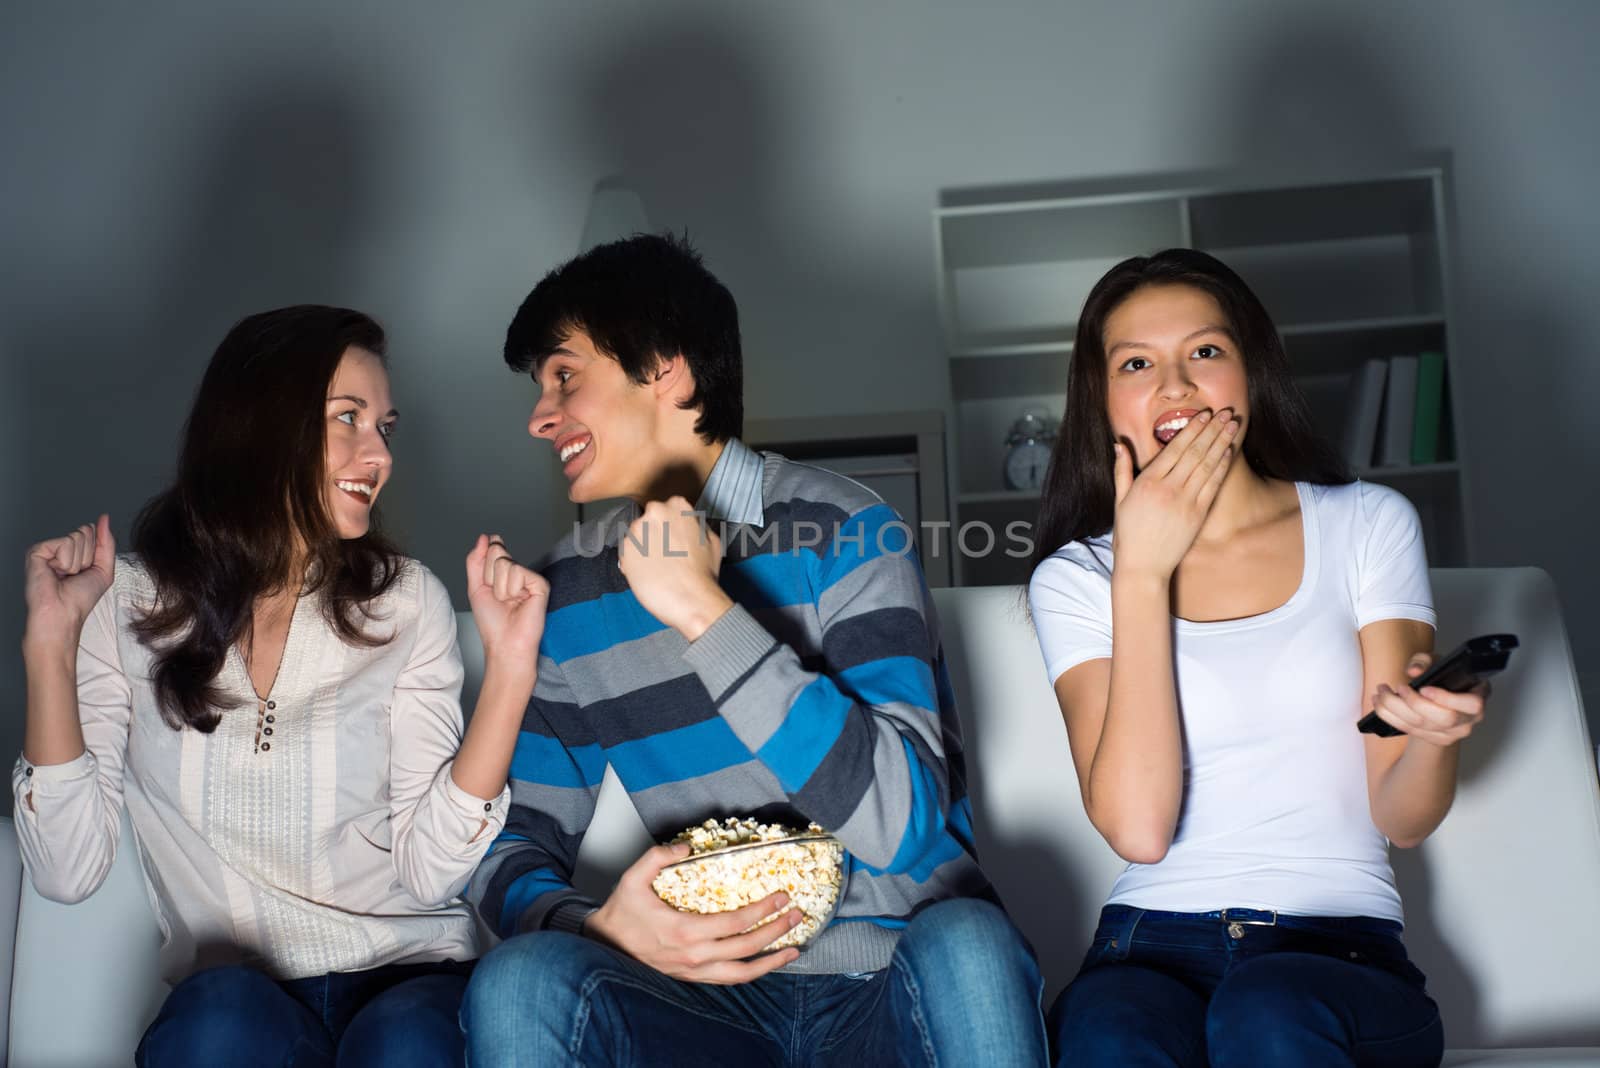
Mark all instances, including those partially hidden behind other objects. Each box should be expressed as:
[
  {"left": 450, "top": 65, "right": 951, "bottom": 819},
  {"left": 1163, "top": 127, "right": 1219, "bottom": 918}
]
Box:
[{"left": 652, "top": 818, "right": 845, "bottom": 951}]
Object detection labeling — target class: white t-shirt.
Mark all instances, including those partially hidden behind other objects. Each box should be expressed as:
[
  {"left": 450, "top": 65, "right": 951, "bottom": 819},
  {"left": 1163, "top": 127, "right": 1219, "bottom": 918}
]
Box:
[{"left": 1028, "top": 481, "right": 1434, "bottom": 924}]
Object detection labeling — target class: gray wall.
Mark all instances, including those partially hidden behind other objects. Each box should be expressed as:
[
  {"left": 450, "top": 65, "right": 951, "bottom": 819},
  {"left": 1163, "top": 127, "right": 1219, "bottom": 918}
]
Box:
[{"left": 4, "top": 0, "right": 1597, "bottom": 809}]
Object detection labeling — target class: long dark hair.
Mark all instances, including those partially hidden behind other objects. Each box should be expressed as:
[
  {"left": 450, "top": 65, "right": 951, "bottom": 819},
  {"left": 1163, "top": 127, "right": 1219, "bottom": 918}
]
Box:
[
  {"left": 131, "top": 306, "right": 404, "bottom": 732},
  {"left": 1030, "top": 249, "right": 1352, "bottom": 571}
]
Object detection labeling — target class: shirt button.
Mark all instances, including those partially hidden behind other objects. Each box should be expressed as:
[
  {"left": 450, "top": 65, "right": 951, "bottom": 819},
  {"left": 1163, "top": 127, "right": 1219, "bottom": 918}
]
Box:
[
  {"left": 265, "top": 715, "right": 275, "bottom": 723},
  {"left": 266, "top": 701, "right": 276, "bottom": 710},
  {"left": 24, "top": 767, "right": 33, "bottom": 777},
  {"left": 263, "top": 727, "right": 273, "bottom": 736},
  {"left": 260, "top": 742, "right": 271, "bottom": 752},
  {"left": 483, "top": 802, "right": 493, "bottom": 812}
]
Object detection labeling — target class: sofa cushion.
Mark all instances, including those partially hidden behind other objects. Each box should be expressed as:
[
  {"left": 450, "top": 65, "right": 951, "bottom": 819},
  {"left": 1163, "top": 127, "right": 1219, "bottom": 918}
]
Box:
[{"left": 4, "top": 567, "right": 1594, "bottom": 1064}]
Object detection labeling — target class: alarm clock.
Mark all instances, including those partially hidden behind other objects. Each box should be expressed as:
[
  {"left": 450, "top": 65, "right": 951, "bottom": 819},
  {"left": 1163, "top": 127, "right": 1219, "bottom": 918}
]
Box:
[{"left": 1002, "top": 411, "right": 1056, "bottom": 492}]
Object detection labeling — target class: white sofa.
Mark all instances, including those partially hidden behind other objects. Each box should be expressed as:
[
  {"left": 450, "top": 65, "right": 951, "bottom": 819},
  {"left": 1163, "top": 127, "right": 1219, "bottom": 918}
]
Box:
[{"left": 4, "top": 568, "right": 1598, "bottom": 1066}]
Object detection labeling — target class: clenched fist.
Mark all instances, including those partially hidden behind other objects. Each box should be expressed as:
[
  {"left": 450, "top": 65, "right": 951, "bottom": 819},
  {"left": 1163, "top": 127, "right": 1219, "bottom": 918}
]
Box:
[
  {"left": 24, "top": 514, "right": 116, "bottom": 655},
  {"left": 617, "top": 497, "right": 733, "bottom": 642}
]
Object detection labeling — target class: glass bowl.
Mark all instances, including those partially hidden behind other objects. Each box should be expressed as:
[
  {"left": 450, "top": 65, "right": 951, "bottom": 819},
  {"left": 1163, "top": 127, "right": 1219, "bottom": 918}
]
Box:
[{"left": 651, "top": 831, "right": 846, "bottom": 951}]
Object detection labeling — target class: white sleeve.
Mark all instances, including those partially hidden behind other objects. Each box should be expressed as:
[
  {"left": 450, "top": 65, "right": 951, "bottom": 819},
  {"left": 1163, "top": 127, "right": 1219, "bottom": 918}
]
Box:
[
  {"left": 387, "top": 566, "right": 509, "bottom": 907},
  {"left": 1354, "top": 482, "right": 1436, "bottom": 630},
  {"left": 1028, "top": 547, "right": 1115, "bottom": 686},
  {"left": 11, "top": 583, "right": 131, "bottom": 903}
]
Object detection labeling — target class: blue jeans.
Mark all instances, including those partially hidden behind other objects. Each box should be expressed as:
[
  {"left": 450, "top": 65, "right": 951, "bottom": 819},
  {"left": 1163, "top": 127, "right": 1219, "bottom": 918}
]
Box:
[
  {"left": 463, "top": 897, "right": 1047, "bottom": 1066},
  {"left": 1050, "top": 905, "right": 1444, "bottom": 1067},
  {"left": 136, "top": 959, "right": 475, "bottom": 1068}
]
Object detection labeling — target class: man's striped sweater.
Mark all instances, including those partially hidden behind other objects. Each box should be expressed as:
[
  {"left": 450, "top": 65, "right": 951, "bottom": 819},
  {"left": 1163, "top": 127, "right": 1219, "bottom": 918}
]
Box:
[{"left": 467, "top": 439, "right": 994, "bottom": 974}]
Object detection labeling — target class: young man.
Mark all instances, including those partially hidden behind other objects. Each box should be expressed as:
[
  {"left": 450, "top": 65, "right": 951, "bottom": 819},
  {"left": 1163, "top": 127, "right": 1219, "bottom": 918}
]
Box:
[{"left": 463, "top": 234, "right": 1045, "bottom": 1065}]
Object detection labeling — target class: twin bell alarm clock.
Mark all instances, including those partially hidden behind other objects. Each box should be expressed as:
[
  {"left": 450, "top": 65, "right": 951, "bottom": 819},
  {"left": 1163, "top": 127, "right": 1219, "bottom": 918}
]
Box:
[{"left": 1002, "top": 410, "right": 1057, "bottom": 492}]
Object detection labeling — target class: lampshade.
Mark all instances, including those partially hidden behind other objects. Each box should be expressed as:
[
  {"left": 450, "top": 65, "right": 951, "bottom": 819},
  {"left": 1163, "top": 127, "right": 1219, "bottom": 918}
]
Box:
[{"left": 579, "top": 178, "right": 650, "bottom": 252}]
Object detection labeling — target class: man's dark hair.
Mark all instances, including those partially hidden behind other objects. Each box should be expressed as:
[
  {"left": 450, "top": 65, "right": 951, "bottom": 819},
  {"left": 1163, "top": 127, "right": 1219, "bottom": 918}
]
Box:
[{"left": 504, "top": 232, "right": 743, "bottom": 443}]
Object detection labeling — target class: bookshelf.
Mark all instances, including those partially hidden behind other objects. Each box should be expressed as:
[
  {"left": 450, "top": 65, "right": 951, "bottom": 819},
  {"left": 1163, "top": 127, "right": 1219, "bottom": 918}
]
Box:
[{"left": 934, "top": 162, "right": 1467, "bottom": 585}]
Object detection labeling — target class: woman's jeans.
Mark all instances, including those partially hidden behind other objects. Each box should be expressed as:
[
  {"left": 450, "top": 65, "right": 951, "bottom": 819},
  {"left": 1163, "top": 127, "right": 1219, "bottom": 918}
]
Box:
[
  {"left": 1050, "top": 905, "right": 1444, "bottom": 1067},
  {"left": 135, "top": 959, "right": 474, "bottom": 1068},
  {"left": 462, "top": 897, "right": 1049, "bottom": 1067}
]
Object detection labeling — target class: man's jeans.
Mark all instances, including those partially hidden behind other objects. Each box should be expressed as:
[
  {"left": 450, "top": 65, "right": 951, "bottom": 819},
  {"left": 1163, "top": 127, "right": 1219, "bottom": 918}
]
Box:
[
  {"left": 1050, "top": 905, "right": 1444, "bottom": 1067},
  {"left": 463, "top": 898, "right": 1048, "bottom": 1066}
]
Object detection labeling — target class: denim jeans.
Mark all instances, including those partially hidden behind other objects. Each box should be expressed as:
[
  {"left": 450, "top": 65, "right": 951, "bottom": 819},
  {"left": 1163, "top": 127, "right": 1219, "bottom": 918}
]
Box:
[
  {"left": 462, "top": 897, "right": 1048, "bottom": 1066},
  {"left": 135, "top": 959, "right": 475, "bottom": 1068},
  {"left": 1050, "top": 905, "right": 1444, "bottom": 1067}
]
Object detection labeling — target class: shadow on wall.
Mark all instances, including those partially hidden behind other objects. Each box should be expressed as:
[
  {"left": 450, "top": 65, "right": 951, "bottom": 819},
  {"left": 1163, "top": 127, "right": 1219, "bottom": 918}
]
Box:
[
  {"left": 1209, "top": 8, "right": 1594, "bottom": 738},
  {"left": 1, "top": 72, "right": 383, "bottom": 813},
  {"left": 1205, "top": 10, "right": 1594, "bottom": 1051},
  {"left": 1212, "top": 12, "right": 1416, "bottom": 173},
  {"left": 538, "top": 11, "right": 944, "bottom": 423}
]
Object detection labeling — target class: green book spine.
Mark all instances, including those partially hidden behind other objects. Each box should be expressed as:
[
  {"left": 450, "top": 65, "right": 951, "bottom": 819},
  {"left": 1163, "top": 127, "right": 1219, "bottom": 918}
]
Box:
[{"left": 1411, "top": 351, "right": 1446, "bottom": 465}]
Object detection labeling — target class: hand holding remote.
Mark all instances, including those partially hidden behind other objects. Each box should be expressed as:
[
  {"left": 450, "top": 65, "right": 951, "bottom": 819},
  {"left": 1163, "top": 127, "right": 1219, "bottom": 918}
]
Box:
[{"left": 1358, "top": 634, "right": 1517, "bottom": 742}]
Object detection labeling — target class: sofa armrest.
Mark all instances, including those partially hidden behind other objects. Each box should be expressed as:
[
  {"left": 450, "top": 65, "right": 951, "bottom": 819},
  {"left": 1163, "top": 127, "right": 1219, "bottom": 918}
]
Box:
[
  {"left": 9, "top": 807, "right": 164, "bottom": 1066},
  {"left": 0, "top": 816, "right": 22, "bottom": 1062}
]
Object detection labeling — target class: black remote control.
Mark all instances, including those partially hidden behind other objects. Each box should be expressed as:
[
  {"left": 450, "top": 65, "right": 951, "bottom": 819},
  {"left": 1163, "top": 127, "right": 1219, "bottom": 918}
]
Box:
[{"left": 1357, "top": 633, "right": 1519, "bottom": 737}]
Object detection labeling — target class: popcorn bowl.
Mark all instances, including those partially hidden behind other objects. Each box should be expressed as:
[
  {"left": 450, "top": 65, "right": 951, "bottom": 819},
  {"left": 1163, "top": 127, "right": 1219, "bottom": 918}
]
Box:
[{"left": 651, "top": 820, "right": 846, "bottom": 952}]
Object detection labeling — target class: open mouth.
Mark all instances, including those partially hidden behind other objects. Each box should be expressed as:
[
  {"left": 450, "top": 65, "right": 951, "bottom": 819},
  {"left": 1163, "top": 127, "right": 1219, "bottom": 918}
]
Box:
[
  {"left": 335, "top": 479, "right": 376, "bottom": 506},
  {"left": 1153, "top": 409, "right": 1201, "bottom": 446},
  {"left": 557, "top": 434, "right": 592, "bottom": 475}
]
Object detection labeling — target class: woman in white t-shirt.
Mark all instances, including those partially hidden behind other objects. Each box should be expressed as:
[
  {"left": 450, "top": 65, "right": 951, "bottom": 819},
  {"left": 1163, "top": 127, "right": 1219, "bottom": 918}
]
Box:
[
  {"left": 17, "top": 306, "right": 549, "bottom": 1067},
  {"left": 1028, "top": 249, "right": 1487, "bottom": 1067}
]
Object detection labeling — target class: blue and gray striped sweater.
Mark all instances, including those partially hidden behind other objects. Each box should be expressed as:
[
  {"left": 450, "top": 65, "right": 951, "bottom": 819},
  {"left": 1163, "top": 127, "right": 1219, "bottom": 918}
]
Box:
[{"left": 467, "top": 440, "right": 993, "bottom": 974}]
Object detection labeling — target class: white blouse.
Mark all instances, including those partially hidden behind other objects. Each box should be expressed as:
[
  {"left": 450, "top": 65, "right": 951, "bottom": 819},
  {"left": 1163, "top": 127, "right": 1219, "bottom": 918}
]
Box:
[{"left": 11, "top": 556, "right": 509, "bottom": 983}]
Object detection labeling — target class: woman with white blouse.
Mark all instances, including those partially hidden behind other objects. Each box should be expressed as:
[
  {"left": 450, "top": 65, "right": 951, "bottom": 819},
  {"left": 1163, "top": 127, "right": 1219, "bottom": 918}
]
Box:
[{"left": 16, "top": 306, "right": 548, "bottom": 1067}]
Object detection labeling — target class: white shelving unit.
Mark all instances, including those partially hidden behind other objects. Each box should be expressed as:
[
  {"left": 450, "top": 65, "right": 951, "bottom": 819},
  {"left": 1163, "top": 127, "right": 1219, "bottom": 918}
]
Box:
[{"left": 935, "top": 162, "right": 1467, "bottom": 586}]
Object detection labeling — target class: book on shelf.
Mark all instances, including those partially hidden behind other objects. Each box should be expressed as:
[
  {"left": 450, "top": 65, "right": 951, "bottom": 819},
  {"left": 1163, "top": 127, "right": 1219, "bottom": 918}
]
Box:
[
  {"left": 1377, "top": 355, "right": 1419, "bottom": 468},
  {"left": 1341, "top": 357, "right": 1388, "bottom": 470},
  {"left": 1411, "top": 350, "right": 1447, "bottom": 465},
  {"left": 1438, "top": 366, "right": 1455, "bottom": 462}
]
